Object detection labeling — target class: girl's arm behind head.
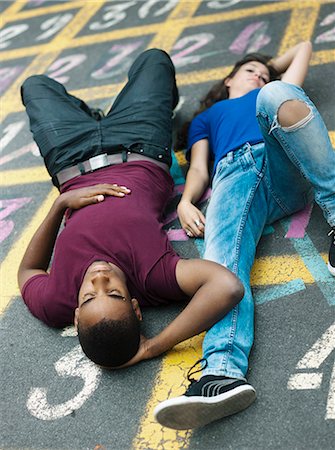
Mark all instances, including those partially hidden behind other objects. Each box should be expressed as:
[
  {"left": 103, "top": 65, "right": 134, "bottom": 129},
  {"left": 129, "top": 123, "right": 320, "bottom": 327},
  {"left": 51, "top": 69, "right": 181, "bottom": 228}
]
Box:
[{"left": 270, "top": 41, "right": 312, "bottom": 87}]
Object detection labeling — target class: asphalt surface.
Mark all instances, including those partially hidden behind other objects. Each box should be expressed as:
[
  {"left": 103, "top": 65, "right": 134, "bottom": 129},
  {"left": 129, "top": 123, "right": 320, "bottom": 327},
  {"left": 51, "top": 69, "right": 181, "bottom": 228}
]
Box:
[{"left": 1, "top": 1, "right": 334, "bottom": 449}]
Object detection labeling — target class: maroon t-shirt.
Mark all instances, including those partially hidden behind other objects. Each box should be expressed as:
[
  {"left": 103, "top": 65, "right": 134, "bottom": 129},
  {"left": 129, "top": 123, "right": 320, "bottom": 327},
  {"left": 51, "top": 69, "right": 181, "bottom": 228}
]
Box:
[{"left": 22, "top": 161, "right": 188, "bottom": 327}]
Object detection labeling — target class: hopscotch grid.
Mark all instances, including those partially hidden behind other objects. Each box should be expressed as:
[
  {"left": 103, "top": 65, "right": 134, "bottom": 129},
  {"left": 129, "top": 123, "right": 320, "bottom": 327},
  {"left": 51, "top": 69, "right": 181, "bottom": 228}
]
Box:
[
  {"left": 0, "top": 0, "right": 334, "bottom": 447},
  {"left": 1, "top": 0, "right": 92, "bottom": 24},
  {"left": 2, "top": 51, "right": 335, "bottom": 118},
  {"left": 2, "top": 0, "right": 334, "bottom": 63},
  {"left": 3, "top": 0, "right": 334, "bottom": 24},
  {"left": 279, "top": 4, "right": 320, "bottom": 52},
  {"left": 0, "top": 1, "right": 107, "bottom": 120},
  {"left": 1, "top": 1, "right": 334, "bottom": 117}
]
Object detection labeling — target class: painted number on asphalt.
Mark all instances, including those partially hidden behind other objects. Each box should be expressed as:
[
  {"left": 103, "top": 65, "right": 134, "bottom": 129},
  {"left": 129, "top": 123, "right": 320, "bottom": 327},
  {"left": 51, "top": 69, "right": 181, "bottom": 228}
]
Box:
[
  {"left": 26, "top": 345, "right": 101, "bottom": 420},
  {"left": 287, "top": 322, "right": 335, "bottom": 420}
]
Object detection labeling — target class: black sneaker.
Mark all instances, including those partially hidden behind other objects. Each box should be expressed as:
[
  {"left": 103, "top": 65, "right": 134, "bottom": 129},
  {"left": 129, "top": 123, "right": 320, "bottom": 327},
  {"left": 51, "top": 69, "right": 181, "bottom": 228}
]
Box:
[
  {"left": 328, "top": 227, "right": 335, "bottom": 276},
  {"left": 154, "top": 374, "right": 256, "bottom": 429}
]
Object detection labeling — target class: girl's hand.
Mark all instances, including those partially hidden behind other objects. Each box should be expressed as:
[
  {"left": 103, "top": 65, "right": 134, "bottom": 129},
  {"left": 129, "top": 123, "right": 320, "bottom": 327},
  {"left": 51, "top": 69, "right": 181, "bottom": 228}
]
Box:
[
  {"left": 58, "top": 183, "right": 131, "bottom": 210},
  {"left": 177, "top": 200, "right": 206, "bottom": 238}
]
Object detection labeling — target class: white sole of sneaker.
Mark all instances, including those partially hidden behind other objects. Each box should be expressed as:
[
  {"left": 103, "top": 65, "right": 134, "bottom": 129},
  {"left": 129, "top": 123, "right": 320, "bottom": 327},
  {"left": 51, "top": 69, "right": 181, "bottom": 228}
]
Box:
[
  {"left": 154, "top": 384, "right": 256, "bottom": 430},
  {"left": 327, "top": 262, "right": 335, "bottom": 276}
]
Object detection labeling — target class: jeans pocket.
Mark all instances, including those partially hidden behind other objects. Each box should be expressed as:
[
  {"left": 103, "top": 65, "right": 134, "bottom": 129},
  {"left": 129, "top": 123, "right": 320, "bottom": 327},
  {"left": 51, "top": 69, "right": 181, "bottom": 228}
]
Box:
[
  {"left": 242, "top": 145, "right": 266, "bottom": 177},
  {"left": 212, "top": 157, "right": 231, "bottom": 186}
]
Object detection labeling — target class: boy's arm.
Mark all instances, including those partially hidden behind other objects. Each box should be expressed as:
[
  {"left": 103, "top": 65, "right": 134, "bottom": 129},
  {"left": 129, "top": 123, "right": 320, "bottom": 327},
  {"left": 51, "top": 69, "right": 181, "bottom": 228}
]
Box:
[
  {"left": 18, "top": 183, "right": 130, "bottom": 290},
  {"left": 119, "top": 258, "right": 244, "bottom": 367},
  {"left": 17, "top": 194, "right": 66, "bottom": 290}
]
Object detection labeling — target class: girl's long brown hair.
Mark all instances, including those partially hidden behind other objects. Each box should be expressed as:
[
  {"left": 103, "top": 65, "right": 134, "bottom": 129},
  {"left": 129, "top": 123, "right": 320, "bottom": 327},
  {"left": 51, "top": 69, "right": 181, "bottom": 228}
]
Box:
[{"left": 175, "top": 53, "right": 279, "bottom": 150}]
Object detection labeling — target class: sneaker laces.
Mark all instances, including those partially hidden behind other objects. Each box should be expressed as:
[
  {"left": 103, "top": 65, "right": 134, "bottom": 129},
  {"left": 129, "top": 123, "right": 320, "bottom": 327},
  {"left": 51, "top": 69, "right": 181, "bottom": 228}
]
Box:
[
  {"left": 186, "top": 358, "right": 208, "bottom": 386},
  {"left": 328, "top": 228, "right": 335, "bottom": 241}
]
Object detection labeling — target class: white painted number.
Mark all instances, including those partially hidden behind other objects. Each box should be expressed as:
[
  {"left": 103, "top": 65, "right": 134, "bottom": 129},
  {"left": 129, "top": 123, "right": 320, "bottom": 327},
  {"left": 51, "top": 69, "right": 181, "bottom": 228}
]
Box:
[
  {"left": 287, "top": 322, "right": 335, "bottom": 420},
  {"left": 207, "top": 0, "right": 242, "bottom": 9},
  {"left": 0, "top": 122, "right": 26, "bottom": 153},
  {"left": 26, "top": 345, "right": 101, "bottom": 420},
  {"left": 229, "top": 21, "right": 270, "bottom": 54},
  {"left": 36, "top": 13, "right": 73, "bottom": 41},
  {"left": 89, "top": 2, "right": 136, "bottom": 30},
  {"left": 138, "top": 0, "right": 178, "bottom": 19},
  {"left": 91, "top": 42, "right": 142, "bottom": 79},
  {"left": 46, "top": 54, "right": 87, "bottom": 84},
  {"left": 172, "top": 33, "right": 215, "bottom": 68},
  {"left": 315, "top": 12, "right": 335, "bottom": 44},
  {"left": 0, "top": 24, "right": 29, "bottom": 49}
]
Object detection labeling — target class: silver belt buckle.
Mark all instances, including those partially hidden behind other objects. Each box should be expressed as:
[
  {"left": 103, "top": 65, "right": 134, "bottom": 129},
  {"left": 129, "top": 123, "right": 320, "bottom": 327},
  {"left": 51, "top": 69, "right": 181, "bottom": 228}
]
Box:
[{"left": 88, "top": 153, "right": 108, "bottom": 171}]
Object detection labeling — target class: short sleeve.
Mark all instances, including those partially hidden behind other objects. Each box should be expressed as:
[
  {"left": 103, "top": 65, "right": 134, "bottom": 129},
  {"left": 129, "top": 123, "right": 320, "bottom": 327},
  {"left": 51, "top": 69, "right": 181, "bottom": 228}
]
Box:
[
  {"left": 186, "top": 110, "right": 210, "bottom": 160},
  {"left": 144, "top": 252, "right": 188, "bottom": 305},
  {"left": 21, "top": 274, "right": 74, "bottom": 327},
  {"left": 187, "top": 111, "right": 209, "bottom": 149}
]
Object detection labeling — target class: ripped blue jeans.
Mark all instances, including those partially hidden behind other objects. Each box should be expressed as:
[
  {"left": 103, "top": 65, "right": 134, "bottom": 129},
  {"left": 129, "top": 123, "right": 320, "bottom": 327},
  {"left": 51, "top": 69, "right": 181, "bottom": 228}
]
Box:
[{"left": 202, "top": 81, "right": 335, "bottom": 379}]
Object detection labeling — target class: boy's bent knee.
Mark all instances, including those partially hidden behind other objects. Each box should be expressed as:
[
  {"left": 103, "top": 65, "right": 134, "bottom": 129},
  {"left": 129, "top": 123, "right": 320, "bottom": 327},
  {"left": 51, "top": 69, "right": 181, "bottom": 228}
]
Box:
[
  {"left": 135, "top": 48, "right": 173, "bottom": 68},
  {"left": 21, "top": 74, "right": 50, "bottom": 102},
  {"left": 22, "top": 74, "right": 49, "bottom": 90},
  {"left": 143, "top": 48, "right": 170, "bottom": 60}
]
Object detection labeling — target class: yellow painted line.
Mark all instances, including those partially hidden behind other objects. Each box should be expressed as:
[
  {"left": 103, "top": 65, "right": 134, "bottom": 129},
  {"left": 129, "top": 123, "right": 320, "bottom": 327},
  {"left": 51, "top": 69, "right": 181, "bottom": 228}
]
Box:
[
  {"left": 174, "top": 151, "right": 188, "bottom": 166},
  {"left": 71, "top": 47, "right": 334, "bottom": 101},
  {"left": 0, "top": 50, "right": 59, "bottom": 120},
  {"left": 134, "top": 3, "right": 203, "bottom": 448},
  {"left": 0, "top": 187, "right": 58, "bottom": 313},
  {"left": 2, "top": 0, "right": 333, "bottom": 27},
  {"left": 0, "top": 44, "right": 60, "bottom": 62},
  {"left": 0, "top": 3, "right": 332, "bottom": 450},
  {"left": 0, "top": 0, "right": 26, "bottom": 27},
  {"left": 133, "top": 254, "right": 328, "bottom": 448},
  {"left": 311, "top": 49, "right": 335, "bottom": 66},
  {"left": 3, "top": 47, "right": 334, "bottom": 116},
  {"left": 149, "top": 0, "right": 201, "bottom": 52},
  {"left": 0, "top": 66, "right": 233, "bottom": 116},
  {"left": 177, "top": 65, "right": 232, "bottom": 87},
  {"left": 2, "top": 0, "right": 333, "bottom": 62},
  {"left": 279, "top": 4, "right": 320, "bottom": 52},
  {"left": 50, "top": 1, "right": 104, "bottom": 45},
  {"left": 132, "top": 334, "right": 203, "bottom": 450},
  {"left": 3, "top": 132, "right": 325, "bottom": 190},
  {"left": 0, "top": 1, "right": 106, "bottom": 120},
  {"left": 169, "top": 0, "right": 328, "bottom": 29},
  {"left": 132, "top": 0, "right": 331, "bottom": 432},
  {"left": 0, "top": 23, "right": 162, "bottom": 61},
  {"left": 250, "top": 255, "right": 315, "bottom": 285},
  {"left": 0, "top": 166, "right": 50, "bottom": 186},
  {"left": 329, "top": 131, "right": 335, "bottom": 148},
  {"left": 3, "top": 0, "right": 87, "bottom": 21}
]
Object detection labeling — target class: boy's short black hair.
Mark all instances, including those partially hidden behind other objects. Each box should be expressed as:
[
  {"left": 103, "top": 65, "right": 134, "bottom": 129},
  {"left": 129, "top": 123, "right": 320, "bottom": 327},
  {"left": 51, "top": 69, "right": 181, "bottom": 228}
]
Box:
[{"left": 78, "top": 312, "right": 140, "bottom": 367}]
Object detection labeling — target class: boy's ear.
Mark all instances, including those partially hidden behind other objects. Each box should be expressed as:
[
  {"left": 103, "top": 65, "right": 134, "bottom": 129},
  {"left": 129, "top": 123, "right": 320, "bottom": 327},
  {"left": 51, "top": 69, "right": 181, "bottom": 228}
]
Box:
[
  {"left": 74, "top": 307, "right": 79, "bottom": 330},
  {"left": 131, "top": 298, "right": 143, "bottom": 321}
]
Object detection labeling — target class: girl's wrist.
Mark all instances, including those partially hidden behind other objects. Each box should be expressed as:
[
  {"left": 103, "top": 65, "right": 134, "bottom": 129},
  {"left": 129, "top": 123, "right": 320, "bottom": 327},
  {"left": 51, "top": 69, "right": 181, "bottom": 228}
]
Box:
[{"left": 179, "top": 198, "right": 193, "bottom": 205}]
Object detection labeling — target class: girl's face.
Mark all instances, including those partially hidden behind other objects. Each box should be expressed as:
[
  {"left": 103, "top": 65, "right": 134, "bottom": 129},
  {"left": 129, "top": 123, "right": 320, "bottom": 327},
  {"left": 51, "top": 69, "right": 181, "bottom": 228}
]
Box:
[{"left": 225, "top": 61, "right": 270, "bottom": 98}]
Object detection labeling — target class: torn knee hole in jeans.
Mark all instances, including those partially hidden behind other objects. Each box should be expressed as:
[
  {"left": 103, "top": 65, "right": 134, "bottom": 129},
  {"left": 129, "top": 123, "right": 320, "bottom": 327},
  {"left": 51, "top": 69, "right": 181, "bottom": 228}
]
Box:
[{"left": 277, "top": 100, "right": 314, "bottom": 131}]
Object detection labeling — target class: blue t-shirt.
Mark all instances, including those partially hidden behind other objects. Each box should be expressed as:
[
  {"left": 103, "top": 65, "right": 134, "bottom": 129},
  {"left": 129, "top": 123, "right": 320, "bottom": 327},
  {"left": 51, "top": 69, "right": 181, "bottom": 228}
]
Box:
[{"left": 187, "top": 89, "right": 264, "bottom": 174}]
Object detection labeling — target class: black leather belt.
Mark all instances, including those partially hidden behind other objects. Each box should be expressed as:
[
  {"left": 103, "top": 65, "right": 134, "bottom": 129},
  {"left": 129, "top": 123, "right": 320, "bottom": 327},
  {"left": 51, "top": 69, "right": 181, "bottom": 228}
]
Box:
[{"left": 56, "top": 152, "right": 169, "bottom": 185}]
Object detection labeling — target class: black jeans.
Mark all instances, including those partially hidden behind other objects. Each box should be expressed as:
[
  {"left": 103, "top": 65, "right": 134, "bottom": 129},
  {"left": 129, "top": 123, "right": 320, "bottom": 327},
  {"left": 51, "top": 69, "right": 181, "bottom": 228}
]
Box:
[{"left": 21, "top": 49, "right": 179, "bottom": 185}]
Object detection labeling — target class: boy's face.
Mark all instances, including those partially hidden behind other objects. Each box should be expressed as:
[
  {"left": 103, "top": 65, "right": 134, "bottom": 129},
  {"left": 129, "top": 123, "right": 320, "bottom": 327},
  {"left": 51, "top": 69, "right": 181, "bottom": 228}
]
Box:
[{"left": 75, "top": 261, "right": 141, "bottom": 328}]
